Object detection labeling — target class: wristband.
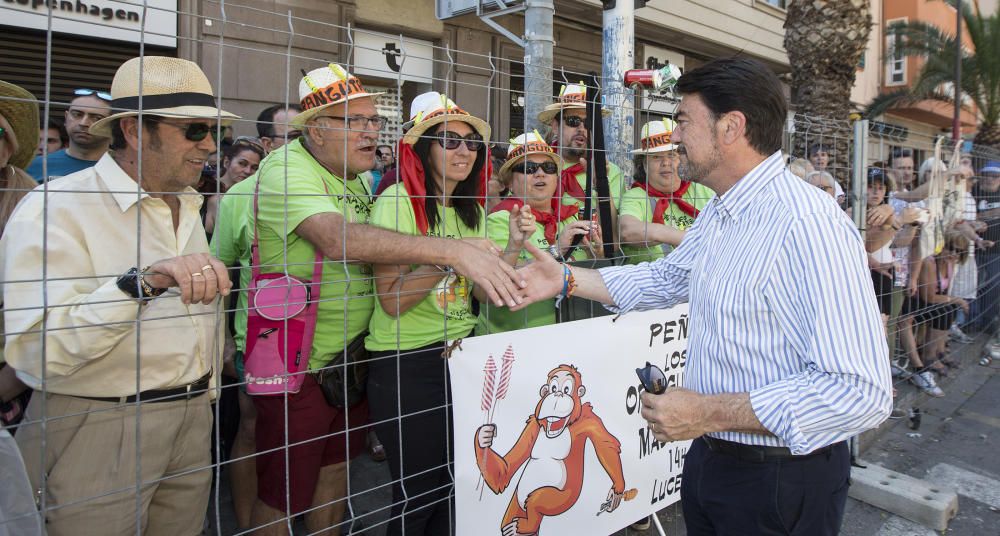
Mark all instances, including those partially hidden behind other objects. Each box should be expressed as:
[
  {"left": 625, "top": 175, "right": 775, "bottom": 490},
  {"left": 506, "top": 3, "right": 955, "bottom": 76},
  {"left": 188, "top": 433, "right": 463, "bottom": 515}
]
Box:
[{"left": 554, "top": 263, "right": 575, "bottom": 308}]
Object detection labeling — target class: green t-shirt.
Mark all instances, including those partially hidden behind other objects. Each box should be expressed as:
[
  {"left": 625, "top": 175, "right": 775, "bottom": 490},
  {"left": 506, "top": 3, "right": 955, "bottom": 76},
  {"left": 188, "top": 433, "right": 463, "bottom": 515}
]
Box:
[
  {"left": 474, "top": 208, "right": 585, "bottom": 335},
  {"left": 561, "top": 160, "right": 626, "bottom": 212},
  {"left": 255, "top": 138, "right": 375, "bottom": 370},
  {"left": 209, "top": 175, "right": 258, "bottom": 351},
  {"left": 618, "top": 183, "right": 714, "bottom": 264},
  {"left": 365, "top": 183, "right": 483, "bottom": 351}
]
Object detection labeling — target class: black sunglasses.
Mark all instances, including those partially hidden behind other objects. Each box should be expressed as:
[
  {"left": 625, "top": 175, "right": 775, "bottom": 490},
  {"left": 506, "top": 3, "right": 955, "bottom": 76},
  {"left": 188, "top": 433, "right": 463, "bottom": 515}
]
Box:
[
  {"left": 74, "top": 88, "right": 112, "bottom": 101},
  {"left": 635, "top": 361, "right": 667, "bottom": 395},
  {"left": 562, "top": 115, "right": 585, "bottom": 128},
  {"left": 435, "top": 131, "right": 484, "bottom": 151},
  {"left": 147, "top": 118, "right": 220, "bottom": 142},
  {"left": 516, "top": 161, "right": 559, "bottom": 175}
]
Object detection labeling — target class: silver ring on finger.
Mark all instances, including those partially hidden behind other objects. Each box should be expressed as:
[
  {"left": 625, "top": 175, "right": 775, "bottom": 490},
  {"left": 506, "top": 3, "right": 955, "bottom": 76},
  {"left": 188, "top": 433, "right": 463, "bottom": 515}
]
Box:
[
  {"left": 191, "top": 272, "right": 203, "bottom": 278},
  {"left": 201, "top": 264, "right": 214, "bottom": 272}
]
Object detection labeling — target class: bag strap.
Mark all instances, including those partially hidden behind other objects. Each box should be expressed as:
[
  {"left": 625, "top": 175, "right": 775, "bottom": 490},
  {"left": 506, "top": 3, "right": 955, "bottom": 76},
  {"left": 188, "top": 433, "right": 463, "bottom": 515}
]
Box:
[{"left": 250, "top": 176, "right": 332, "bottom": 365}]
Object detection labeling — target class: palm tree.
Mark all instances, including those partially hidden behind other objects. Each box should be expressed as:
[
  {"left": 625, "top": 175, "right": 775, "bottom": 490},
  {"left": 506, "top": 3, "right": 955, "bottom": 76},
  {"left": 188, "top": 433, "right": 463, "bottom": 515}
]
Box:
[
  {"left": 866, "top": 0, "right": 1000, "bottom": 150},
  {"left": 784, "top": 0, "right": 873, "bottom": 183}
]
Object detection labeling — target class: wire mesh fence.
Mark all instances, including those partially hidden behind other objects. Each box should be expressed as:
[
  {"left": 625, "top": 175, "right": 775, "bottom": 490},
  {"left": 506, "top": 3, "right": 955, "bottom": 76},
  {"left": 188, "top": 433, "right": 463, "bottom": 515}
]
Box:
[{"left": 1, "top": 1, "right": 999, "bottom": 536}]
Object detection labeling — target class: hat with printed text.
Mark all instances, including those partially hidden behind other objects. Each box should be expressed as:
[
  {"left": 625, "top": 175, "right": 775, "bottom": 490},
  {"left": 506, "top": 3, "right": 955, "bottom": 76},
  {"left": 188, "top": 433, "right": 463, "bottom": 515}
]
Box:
[
  {"left": 289, "top": 63, "right": 383, "bottom": 128},
  {"left": 631, "top": 119, "right": 678, "bottom": 154}
]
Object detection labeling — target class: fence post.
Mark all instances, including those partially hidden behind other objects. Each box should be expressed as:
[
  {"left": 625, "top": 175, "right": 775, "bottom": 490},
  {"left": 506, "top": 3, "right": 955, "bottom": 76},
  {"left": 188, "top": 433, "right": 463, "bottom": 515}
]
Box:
[{"left": 852, "top": 119, "right": 869, "bottom": 235}]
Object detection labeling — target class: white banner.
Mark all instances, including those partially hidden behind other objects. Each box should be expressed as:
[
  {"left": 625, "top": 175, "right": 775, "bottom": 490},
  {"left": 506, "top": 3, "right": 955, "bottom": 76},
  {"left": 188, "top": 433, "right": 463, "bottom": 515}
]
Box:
[{"left": 450, "top": 306, "right": 691, "bottom": 536}]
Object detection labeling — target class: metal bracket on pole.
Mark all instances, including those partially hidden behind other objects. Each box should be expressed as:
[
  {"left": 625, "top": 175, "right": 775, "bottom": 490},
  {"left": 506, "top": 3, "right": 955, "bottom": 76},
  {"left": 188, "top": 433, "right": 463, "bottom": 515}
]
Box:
[{"left": 478, "top": 0, "right": 527, "bottom": 47}]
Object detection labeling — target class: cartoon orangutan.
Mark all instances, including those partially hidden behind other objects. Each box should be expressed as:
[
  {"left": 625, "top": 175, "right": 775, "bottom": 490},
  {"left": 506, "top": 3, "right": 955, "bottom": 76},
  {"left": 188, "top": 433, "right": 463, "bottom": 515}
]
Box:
[{"left": 474, "top": 364, "right": 630, "bottom": 536}]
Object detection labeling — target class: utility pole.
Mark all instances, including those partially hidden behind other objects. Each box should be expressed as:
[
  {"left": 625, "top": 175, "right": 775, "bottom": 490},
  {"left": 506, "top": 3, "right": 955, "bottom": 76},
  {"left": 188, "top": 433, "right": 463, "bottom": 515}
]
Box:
[
  {"left": 524, "top": 0, "right": 554, "bottom": 135},
  {"left": 953, "top": 0, "right": 962, "bottom": 141},
  {"left": 601, "top": 0, "right": 636, "bottom": 179}
]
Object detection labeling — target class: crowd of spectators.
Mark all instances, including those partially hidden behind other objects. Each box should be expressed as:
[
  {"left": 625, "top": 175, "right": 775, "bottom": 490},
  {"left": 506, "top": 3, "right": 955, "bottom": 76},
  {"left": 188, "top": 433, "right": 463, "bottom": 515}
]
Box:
[{"left": 0, "top": 53, "right": 997, "bottom": 536}]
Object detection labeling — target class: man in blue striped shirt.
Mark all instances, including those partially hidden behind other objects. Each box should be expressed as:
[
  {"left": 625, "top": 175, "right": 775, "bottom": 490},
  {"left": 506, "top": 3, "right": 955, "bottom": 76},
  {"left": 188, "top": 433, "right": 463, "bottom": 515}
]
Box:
[{"left": 514, "top": 58, "right": 892, "bottom": 535}]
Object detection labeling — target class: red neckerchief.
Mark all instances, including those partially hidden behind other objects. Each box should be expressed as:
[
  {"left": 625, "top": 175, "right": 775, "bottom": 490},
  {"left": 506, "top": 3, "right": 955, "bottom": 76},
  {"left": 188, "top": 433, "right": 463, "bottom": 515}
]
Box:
[
  {"left": 491, "top": 197, "right": 579, "bottom": 245},
  {"left": 398, "top": 140, "right": 490, "bottom": 235},
  {"left": 631, "top": 181, "right": 699, "bottom": 224}
]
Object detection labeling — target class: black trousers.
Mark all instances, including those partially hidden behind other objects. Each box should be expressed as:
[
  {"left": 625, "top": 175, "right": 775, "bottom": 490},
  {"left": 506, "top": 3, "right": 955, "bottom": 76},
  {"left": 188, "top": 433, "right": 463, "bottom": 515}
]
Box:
[
  {"left": 369, "top": 342, "right": 455, "bottom": 536},
  {"left": 681, "top": 437, "right": 850, "bottom": 536}
]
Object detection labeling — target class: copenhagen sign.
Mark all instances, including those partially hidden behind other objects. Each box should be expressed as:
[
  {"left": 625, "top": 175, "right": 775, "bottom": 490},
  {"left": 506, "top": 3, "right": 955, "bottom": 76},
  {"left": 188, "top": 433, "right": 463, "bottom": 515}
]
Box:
[{"left": 2, "top": 0, "right": 177, "bottom": 48}]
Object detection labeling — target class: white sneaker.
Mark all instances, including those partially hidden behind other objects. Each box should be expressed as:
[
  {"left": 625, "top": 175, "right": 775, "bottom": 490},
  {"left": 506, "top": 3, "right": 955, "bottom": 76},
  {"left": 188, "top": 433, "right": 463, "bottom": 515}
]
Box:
[
  {"left": 949, "top": 325, "right": 974, "bottom": 343},
  {"left": 911, "top": 370, "right": 944, "bottom": 397},
  {"left": 891, "top": 364, "right": 912, "bottom": 380}
]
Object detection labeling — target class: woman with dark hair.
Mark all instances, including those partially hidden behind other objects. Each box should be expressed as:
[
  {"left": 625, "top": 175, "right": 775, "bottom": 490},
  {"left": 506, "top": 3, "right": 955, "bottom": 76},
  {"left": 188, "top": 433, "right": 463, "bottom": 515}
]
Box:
[
  {"left": 202, "top": 136, "right": 264, "bottom": 235},
  {"left": 365, "top": 92, "right": 492, "bottom": 536},
  {"left": 476, "top": 131, "right": 602, "bottom": 334},
  {"left": 619, "top": 119, "right": 712, "bottom": 264}
]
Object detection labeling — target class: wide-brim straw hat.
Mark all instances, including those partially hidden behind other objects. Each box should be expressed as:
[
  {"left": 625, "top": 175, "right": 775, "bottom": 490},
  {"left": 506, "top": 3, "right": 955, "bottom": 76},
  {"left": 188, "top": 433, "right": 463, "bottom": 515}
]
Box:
[
  {"left": 631, "top": 118, "right": 678, "bottom": 154},
  {"left": 0, "top": 80, "right": 40, "bottom": 169},
  {"left": 90, "top": 57, "right": 239, "bottom": 137},
  {"left": 402, "top": 91, "right": 490, "bottom": 146},
  {"left": 290, "top": 63, "right": 383, "bottom": 128},
  {"left": 537, "top": 82, "right": 611, "bottom": 124},
  {"left": 498, "top": 130, "right": 563, "bottom": 181}
]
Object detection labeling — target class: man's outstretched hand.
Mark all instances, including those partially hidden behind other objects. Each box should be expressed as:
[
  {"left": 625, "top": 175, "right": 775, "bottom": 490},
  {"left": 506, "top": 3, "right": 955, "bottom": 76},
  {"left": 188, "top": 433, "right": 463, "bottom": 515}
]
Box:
[
  {"left": 509, "top": 242, "right": 566, "bottom": 311},
  {"left": 452, "top": 240, "right": 526, "bottom": 308}
]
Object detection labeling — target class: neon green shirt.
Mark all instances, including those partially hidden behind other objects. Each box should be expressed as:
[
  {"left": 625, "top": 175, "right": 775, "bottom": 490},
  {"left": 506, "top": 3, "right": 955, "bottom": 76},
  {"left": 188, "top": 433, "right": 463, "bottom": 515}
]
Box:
[
  {"left": 474, "top": 208, "right": 585, "bottom": 335},
  {"left": 365, "top": 183, "right": 483, "bottom": 351},
  {"left": 561, "top": 160, "right": 626, "bottom": 212},
  {"left": 618, "top": 183, "right": 714, "bottom": 264},
  {"left": 209, "top": 175, "right": 258, "bottom": 351},
  {"left": 255, "top": 138, "right": 374, "bottom": 370}
]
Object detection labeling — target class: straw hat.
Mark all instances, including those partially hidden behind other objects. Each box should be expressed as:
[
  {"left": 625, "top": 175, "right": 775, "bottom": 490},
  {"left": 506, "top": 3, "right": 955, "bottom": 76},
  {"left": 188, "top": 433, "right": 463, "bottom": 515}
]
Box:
[
  {"left": 0, "top": 81, "right": 39, "bottom": 169},
  {"left": 631, "top": 119, "right": 678, "bottom": 154},
  {"left": 402, "top": 91, "right": 491, "bottom": 146},
  {"left": 289, "top": 63, "right": 383, "bottom": 128},
  {"left": 498, "top": 130, "right": 563, "bottom": 181},
  {"left": 90, "top": 57, "right": 239, "bottom": 137},
  {"left": 536, "top": 82, "right": 610, "bottom": 124}
]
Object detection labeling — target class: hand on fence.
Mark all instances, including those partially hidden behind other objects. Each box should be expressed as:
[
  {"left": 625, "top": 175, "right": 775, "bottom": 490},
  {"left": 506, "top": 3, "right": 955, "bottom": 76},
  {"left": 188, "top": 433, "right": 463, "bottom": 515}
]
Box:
[
  {"left": 452, "top": 240, "right": 525, "bottom": 308},
  {"left": 145, "top": 253, "right": 232, "bottom": 305},
  {"left": 557, "top": 220, "right": 594, "bottom": 254},
  {"left": 867, "top": 204, "right": 895, "bottom": 228},
  {"left": 900, "top": 207, "right": 924, "bottom": 225},
  {"left": 476, "top": 423, "right": 497, "bottom": 449}
]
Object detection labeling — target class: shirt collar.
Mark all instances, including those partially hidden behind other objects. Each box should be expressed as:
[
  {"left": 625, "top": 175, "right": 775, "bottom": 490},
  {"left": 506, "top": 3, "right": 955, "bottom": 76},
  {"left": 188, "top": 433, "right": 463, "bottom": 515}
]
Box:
[
  {"left": 99, "top": 153, "right": 203, "bottom": 213},
  {"left": 715, "top": 151, "right": 784, "bottom": 222}
]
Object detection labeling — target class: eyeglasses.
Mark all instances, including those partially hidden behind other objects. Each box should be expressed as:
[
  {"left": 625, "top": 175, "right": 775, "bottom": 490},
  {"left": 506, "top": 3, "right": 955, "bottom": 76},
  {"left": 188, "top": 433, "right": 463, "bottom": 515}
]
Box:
[
  {"left": 74, "top": 88, "right": 112, "bottom": 101},
  {"left": 316, "top": 114, "right": 387, "bottom": 131},
  {"left": 146, "top": 118, "right": 220, "bottom": 142},
  {"left": 435, "top": 131, "right": 484, "bottom": 151},
  {"left": 515, "top": 160, "right": 559, "bottom": 175},
  {"left": 561, "top": 115, "right": 586, "bottom": 128},
  {"left": 635, "top": 361, "right": 667, "bottom": 395}
]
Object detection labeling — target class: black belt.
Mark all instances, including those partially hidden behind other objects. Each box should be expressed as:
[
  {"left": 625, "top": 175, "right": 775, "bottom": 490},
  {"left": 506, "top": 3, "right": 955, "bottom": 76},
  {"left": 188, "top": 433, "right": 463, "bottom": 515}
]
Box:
[
  {"left": 701, "top": 436, "right": 837, "bottom": 463},
  {"left": 74, "top": 373, "right": 212, "bottom": 404}
]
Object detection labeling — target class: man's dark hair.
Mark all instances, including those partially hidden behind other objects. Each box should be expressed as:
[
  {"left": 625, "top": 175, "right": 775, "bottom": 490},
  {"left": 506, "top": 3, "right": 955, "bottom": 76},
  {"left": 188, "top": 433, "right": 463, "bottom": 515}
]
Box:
[
  {"left": 808, "top": 143, "right": 832, "bottom": 157},
  {"left": 108, "top": 117, "right": 160, "bottom": 151},
  {"left": 675, "top": 57, "right": 787, "bottom": 155},
  {"left": 888, "top": 147, "right": 914, "bottom": 166},
  {"left": 44, "top": 117, "right": 69, "bottom": 145},
  {"left": 256, "top": 104, "right": 302, "bottom": 138},
  {"left": 413, "top": 125, "right": 485, "bottom": 232}
]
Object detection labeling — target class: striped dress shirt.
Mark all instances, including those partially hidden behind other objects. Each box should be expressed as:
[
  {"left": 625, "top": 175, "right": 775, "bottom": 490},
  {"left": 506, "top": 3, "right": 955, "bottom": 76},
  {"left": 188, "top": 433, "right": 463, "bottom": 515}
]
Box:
[{"left": 601, "top": 152, "right": 892, "bottom": 455}]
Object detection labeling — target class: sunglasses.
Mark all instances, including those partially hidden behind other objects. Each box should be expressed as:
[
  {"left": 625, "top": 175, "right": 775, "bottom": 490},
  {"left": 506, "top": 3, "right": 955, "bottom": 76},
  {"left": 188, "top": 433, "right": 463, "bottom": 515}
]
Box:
[
  {"left": 232, "top": 136, "right": 265, "bottom": 152},
  {"left": 562, "top": 115, "right": 586, "bottom": 128},
  {"left": 515, "top": 160, "right": 559, "bottom": 175},
  {"left": 147, "top": 118, "right": 220, "bottom": 142},
  {"left": 635, "top": 361, "right": 667, "bottom": 395},
  {"left": 435, "top": 131, "right": 484, "bottom": 151},
  {"left": 74, "top": 88, "right": 112, "bottom": 101}
]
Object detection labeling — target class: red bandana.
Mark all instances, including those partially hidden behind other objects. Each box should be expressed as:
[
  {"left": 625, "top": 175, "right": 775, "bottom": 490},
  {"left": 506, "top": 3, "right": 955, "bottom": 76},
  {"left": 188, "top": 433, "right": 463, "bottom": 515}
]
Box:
[
  {"left": 491, "top": 197, "right": 579, "bottom": 245},
  {"left": 559, "top": 161, "right": 588, "bottom": 202},
  {"left": 631, "top": 181, "right": 699, "bottom": 224},
  {"left": 398, "top": 141, "right": 489, "bottom": 236}
]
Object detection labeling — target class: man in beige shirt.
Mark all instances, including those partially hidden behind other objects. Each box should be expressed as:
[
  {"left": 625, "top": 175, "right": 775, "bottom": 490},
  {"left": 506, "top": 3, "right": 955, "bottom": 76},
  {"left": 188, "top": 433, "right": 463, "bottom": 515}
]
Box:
[{"left": 1, "top": 57, "right": 235, "bottom": 536}]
